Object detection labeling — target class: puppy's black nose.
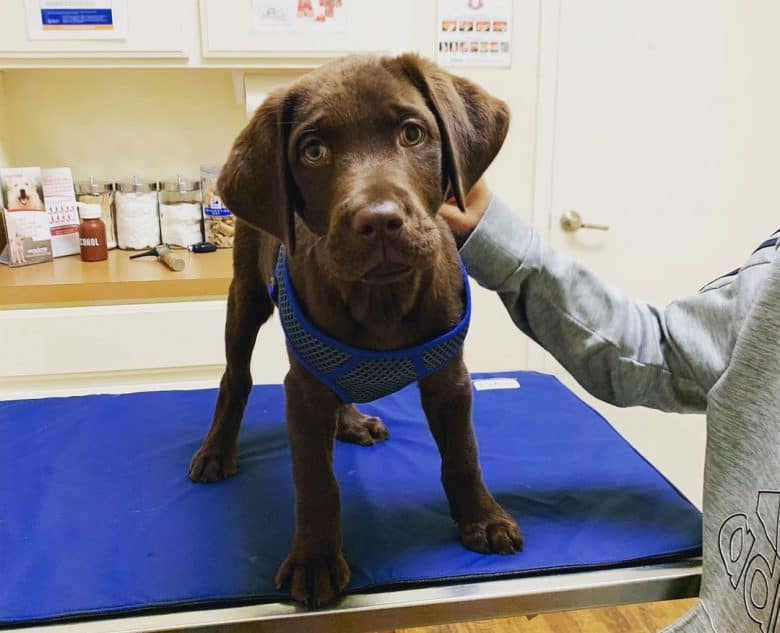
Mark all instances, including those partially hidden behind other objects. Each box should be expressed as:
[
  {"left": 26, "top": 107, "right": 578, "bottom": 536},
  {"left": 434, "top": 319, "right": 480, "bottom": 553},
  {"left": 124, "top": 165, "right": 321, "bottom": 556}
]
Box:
[
  {"left": 352, "top": 201, "right": 404, "bottom": 239},
  {"left": 19, "top": 189, "right": 26, "bottom": 198}
]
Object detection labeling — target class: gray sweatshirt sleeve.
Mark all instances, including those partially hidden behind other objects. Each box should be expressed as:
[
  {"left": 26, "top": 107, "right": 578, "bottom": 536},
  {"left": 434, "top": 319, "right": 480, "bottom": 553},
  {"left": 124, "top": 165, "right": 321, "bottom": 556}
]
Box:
[{"left": 460, "top": 196, "right": 777, "bottom": 413}]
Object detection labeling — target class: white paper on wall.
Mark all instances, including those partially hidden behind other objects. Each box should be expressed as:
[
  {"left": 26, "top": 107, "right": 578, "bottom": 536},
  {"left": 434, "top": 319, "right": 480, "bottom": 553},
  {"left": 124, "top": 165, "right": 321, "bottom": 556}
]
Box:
[
  {"left": 251, "top": 0, "right": 346, "bottom": 33},
  {"left": 25, "top": 0, "right": 128, "bottom": 41},
  {"left": 437, "top": 0, "right": 512, "bottom": 68}
]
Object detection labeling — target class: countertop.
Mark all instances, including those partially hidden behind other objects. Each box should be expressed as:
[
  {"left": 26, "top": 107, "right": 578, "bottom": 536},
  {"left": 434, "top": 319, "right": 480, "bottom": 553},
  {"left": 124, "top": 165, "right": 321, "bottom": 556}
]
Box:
[{"left": 0, "top": 249, "right": 233, "bottom": 309}]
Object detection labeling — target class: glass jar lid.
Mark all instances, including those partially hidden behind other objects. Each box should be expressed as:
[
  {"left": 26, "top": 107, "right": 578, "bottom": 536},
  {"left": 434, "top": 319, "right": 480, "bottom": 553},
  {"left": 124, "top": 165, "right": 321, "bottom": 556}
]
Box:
[
  {"left": 75, "top": 176, "right": 114, "bottom": 196},
  {"left": 161, "top": 175, "right": 201, "bottom": 193},
  {"left": 117, "top": 176, "right": 160, "bottom": 193}
]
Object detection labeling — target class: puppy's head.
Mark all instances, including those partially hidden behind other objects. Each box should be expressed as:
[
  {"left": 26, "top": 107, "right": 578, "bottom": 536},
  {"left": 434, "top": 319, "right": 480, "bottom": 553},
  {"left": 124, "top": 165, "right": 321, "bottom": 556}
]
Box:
[{"left": 219, "top": 54, "right": 509, "bottom": 283}]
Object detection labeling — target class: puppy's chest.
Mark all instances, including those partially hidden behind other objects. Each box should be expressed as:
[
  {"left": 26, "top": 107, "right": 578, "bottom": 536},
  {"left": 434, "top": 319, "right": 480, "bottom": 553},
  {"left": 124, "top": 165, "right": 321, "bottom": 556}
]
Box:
[
  {"left": 342, "top": 319, "right": 435, "bottom": 351},
  {"left": 285, "top": 250, "right": 465, "bottom": 351},
  {"left": 277, "top": 252, "right": 469, "bottom": 403},
  {"left": 322, "top": 289, "right": 461, "bottom": 351}
]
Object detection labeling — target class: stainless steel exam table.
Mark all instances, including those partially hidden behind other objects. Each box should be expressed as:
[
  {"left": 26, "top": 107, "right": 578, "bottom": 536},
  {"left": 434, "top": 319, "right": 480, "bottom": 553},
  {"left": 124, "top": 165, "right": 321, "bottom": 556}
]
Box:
[{"left": 11, "top": 558, "right": 701, "bottom": 633}]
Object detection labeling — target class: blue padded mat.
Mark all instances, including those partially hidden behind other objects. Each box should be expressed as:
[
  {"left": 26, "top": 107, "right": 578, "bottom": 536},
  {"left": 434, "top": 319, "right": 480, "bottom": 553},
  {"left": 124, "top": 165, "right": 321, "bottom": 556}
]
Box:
[{"left": 0, "top": 371, "right": 702, "bottom": 626}]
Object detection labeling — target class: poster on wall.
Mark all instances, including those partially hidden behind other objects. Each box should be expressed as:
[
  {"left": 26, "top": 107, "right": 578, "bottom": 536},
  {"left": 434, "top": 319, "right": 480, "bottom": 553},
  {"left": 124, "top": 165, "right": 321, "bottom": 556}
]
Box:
[
  {"left": 251, "top": 0, "right": 347, "bottom": 33},
  {"left": 25, "top": 0, "right": 128, "bottom": 41},
  {"left": 437, "top": 0, "right": 512, "bottom": 68}
]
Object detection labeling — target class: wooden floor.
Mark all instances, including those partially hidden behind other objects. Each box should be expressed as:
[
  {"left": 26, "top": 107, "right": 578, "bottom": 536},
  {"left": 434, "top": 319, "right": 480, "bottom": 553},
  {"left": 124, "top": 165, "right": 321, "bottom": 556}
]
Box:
[{"left": 382, "top": 599, "right": 697, "bottom": 633}]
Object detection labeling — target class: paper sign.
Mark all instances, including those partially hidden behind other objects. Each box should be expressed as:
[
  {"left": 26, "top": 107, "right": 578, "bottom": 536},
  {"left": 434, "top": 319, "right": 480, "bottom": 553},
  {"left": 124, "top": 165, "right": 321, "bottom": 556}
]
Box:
[
  {"left": 437, "top": 0, "right": 512, "bottom": 68},
  {"left": 251, "top": 0, "right": 346, "bottom": 33},
  {"left": 25, "top": 1, "right": 128, "bottom": 40}
]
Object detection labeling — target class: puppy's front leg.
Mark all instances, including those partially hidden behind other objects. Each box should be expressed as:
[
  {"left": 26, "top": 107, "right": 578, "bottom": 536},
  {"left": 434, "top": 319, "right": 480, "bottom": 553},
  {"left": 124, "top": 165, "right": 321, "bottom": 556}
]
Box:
[
  {"left": 275, "top": 361, "right": 350, "bottom": 607},
  {"left": 189, "top": 276, "right": 273, "bottom": 482},
  {"left": 419, "top": 358, "right": 524, "bottom": 554}
]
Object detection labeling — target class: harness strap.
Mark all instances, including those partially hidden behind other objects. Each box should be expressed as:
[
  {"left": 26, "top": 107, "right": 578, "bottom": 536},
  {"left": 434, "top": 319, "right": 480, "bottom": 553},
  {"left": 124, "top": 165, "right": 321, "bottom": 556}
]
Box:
[{"left": 271, "top": 246, "right": 471, "bottom": 403}]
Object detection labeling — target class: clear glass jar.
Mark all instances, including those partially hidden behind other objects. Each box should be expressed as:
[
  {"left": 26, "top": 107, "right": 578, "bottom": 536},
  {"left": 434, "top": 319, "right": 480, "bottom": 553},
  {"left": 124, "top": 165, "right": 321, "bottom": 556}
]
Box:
[
  {"left": 159, "top": 175, "right": 203, "bottom": 248},
  {"left": 115, "top": 178, "right": 160, "bottom": 250},
  {"left": 201, "top": 165, "right": 234, "bottom": 248},
  {"left": 75, "top": 177, "right": 117, "bottom": 249}
]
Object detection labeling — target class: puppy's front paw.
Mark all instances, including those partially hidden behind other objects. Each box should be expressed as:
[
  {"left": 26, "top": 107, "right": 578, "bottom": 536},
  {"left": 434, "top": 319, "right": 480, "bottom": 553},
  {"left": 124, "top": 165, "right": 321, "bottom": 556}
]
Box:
[
  {"left": 275, "top": 548, "right": 350, "bottom": 608},
  {"left": 460, "top": 511, "right": 524, "bottom": 555},
  {"left": 188, "top": 445, "right": 238, "bottom": 482},
  {"left": 336, "top": 405, "right": 389, "bottom": 446}
]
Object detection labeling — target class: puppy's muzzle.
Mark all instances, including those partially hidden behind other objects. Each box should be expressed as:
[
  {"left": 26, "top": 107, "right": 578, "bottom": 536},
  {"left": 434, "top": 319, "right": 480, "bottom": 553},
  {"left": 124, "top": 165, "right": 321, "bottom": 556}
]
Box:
[
  {"left": 351, "top": 200, "right": 405, "bottom": 241},
  {"left": 349, "top": 200, "right": 413, "bottom": 283}
]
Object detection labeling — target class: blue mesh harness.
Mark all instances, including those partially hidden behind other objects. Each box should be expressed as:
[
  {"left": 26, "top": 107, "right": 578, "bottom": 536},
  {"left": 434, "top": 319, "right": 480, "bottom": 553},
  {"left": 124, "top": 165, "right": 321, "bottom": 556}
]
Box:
[{"left": 270, "top": 246, "right": 471, "bottom": 403}]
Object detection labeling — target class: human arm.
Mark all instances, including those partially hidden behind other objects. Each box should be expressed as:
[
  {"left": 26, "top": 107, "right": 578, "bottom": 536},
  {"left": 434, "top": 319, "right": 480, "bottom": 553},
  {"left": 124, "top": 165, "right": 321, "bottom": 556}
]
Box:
[{"left": 442, "top": 184, "right": 776, "bottom": 412}]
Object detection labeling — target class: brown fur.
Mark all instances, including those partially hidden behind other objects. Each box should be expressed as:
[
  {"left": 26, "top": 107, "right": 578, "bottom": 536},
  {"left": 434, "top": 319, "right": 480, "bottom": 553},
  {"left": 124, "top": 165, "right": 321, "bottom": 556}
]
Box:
[{"left": 189, "top": 53, "right": 522, "bottom": 607}]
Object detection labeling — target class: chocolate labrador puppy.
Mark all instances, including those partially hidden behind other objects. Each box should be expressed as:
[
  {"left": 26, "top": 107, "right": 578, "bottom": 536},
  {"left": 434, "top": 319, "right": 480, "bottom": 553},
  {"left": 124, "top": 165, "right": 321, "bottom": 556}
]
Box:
[{"left": 189, "top": 53, "right": 522, "bottom": 607}]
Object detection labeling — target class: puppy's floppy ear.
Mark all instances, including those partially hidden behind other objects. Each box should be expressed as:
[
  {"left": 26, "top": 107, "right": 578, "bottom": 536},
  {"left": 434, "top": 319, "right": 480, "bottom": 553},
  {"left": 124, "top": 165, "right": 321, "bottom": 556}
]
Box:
[
  {"left": 217, "top": 89, "right": 300, "bottom": 252},
  {"left": 397, "top": 53, "right": 509, "bottom": 212}
]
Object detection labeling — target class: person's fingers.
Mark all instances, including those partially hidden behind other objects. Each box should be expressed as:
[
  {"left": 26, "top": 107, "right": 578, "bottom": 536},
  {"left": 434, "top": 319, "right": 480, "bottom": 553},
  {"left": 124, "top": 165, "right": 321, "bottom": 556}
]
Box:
[
  {"left": 438, "top": 178, "right": 491, "bottom": 238},
  {"left": 439, "top": 201, "right": 461, "bottom": 218},
  {"left": 439, "top": 202, "right": 477, "bottom": 234},
  {"left": 467, "top": 178, "right": 491, "bottom": 206}
]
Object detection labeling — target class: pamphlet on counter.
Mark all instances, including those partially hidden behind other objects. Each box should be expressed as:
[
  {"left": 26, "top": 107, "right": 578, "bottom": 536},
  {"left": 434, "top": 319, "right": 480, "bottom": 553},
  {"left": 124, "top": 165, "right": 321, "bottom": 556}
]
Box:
[{"left": 0, "top": 167, "right": 54, "bottom": 268}]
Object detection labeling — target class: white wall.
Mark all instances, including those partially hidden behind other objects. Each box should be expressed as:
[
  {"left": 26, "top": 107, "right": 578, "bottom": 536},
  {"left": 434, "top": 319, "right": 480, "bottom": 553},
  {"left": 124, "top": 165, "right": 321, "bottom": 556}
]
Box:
[
  {"left": 4, "top": 69, "right": 250, "bottom": 181},
  {"left": 404, "top": 1, "right": 542, "bottom": 375}
]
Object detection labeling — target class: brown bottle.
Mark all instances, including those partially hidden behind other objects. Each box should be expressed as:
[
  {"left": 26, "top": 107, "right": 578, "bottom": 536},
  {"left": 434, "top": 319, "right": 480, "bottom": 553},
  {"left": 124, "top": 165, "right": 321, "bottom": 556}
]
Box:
[{"left": 77, "top": 202, "right": 108, "bottom": 262}]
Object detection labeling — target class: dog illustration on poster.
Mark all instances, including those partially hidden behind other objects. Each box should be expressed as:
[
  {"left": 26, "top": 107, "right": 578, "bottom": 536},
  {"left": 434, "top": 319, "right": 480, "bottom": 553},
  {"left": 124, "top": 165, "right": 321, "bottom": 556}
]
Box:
[{"left": 9, "top": 233, "right": 27, "bottom": 265}]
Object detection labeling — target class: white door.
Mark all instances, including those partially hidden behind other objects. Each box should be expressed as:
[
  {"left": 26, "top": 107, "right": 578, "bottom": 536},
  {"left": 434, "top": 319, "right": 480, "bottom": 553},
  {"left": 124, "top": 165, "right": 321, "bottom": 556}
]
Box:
[{"left": 532, "top": 0, "right": 780, "bottom": 508}]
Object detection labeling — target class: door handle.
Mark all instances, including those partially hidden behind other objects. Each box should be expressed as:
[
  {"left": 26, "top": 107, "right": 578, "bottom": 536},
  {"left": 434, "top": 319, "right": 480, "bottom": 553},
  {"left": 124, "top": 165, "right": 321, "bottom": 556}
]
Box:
[{"left": 560, "top": 210, "right": 610, "bottom": 232}]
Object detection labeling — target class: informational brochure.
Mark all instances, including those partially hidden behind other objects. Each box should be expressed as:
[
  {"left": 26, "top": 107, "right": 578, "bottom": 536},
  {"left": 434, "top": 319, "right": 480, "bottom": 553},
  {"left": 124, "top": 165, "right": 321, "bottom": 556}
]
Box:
[
  {"left": 0, "top": 167, "right": 53, "bottom": 267},
  {"left": 42, "top": 167, "right": 80, "bottom": 258}
]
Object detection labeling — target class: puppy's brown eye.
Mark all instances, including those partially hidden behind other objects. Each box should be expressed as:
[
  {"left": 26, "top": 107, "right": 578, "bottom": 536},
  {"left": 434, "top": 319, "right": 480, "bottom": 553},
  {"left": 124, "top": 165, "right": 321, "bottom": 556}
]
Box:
[
  {"left": 301, "top": 140, "right": 327, "bottom": 164},
  {"left": 400, "top": 123, "right": 425, "bottom": 147}
]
